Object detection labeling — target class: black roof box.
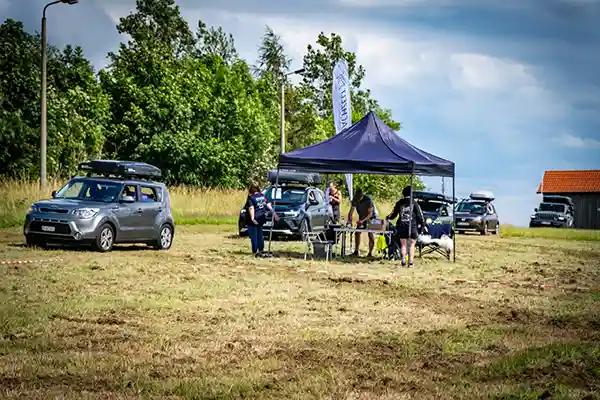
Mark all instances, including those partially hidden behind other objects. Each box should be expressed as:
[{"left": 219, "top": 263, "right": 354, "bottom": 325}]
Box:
[
  {"left": 542, "top": 195, "right": 574, "bottom": 207},
  {"left": 267, "top": 170, "right": 322, "bottom": 185},
  {"left": 78, "top": 160, "right": 161, "bottom": 180},
  {"left": 413, "top": 190, "right": 454, "bottom": 203}
]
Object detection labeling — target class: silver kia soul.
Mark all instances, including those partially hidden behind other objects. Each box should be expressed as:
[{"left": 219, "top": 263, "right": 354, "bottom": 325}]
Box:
[{"left": 23, "top": 160, "right": 175, "bottom": 252}]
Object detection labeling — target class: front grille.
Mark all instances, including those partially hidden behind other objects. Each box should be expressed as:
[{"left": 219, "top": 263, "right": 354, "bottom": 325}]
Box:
[
  {"left": 537, "top": 214, "right": 555, "bottom": 221},
  {"left": 40, "top": 208, "right": 69, "bottom": 214},
  {"left": 29, "top": 221, "right": 72, "bottom": 235}
]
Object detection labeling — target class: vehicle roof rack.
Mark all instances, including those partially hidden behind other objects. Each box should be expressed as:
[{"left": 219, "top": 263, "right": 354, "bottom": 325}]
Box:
[
  {"left": 413, "top": 190, "right": 454, "bottom": 203},
  {"left": 78, "top": 160, "right": 161, "bottom": 181},
  {"left": 469, "top": 190, "right": 495, "bottom": 202},
  {"left": 267, "top": 170, "right": 322, "bottom": 185},
  {"left": 542, "top": 195, "right": 575, "bottom": 207}
]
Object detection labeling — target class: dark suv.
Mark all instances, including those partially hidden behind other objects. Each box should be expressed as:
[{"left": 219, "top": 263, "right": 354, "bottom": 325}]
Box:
[
  {"left": 529, "top": 195, "right": 575, "bottom": 228},
  {"left": 238, "top": 171, "right": 331, "bottom": 238},
  {"left": 23, "top": 160, "right": 175, "bottom": 252},
  {"left": 454, "top": 191, "right": 500, "bottom": 235}
]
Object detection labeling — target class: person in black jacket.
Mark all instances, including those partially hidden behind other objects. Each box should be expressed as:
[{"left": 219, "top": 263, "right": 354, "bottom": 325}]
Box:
[
  {"left": 386, "top": 185, "right": 426, "bottom": 266},
  {"left": 244, "top": 184, "right": 278, "bottom": 257}
]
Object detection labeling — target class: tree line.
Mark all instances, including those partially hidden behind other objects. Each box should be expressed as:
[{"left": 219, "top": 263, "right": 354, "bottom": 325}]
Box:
[{"left": 0, "top": 0, "right": 422, "bottom": 199}]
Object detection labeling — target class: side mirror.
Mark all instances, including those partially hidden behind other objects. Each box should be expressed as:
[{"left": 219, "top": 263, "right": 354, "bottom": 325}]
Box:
[
  {"left": 120, "top": 195, "right": 135, "bottom": 203},
  {"left": 51, "top": 190, "right": 56, "bottom": 198},
  {"left": 309, "top": 199, "right": 319, "bottom": 206},
  {"left": 534, "top": 208, "right": 538, "bottom": 212}
]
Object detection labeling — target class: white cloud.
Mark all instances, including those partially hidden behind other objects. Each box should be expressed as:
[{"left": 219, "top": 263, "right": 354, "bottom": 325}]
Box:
[{"left": 558, "top": 133, "right": 600, "bottom": 149}]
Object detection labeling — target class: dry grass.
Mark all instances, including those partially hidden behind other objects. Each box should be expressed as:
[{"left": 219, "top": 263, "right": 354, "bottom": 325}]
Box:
[{"left": 1, "top": 225, "right": 600, "bottom": 399}]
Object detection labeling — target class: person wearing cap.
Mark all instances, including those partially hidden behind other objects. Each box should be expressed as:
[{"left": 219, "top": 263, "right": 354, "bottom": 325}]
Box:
[
  {"left": 386, "top": 185, "right": 426, "bottom": 267},
  {"left": 347, "top": 188, "right": 377, "bottom": 257}
]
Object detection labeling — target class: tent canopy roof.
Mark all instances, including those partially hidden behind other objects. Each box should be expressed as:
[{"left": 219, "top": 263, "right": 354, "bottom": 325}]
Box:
[{"left": 278, "top": 111, "right": 454, "bottom": 177}]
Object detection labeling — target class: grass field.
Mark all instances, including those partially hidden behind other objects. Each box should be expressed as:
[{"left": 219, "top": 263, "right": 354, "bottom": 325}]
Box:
[
  {"left": 2, "top": 179, "right": 600, "bottom": 242},
  {"left": 1, "top": 224, "right": 600, "bottom": 399}
]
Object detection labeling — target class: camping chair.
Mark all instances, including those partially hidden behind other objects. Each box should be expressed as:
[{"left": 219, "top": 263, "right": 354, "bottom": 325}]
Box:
[
  {"left": 303, "top": 231, "right": 334, "bottom": 261},
  {"left": 417, "top": 223, "right": 452, "bottom": 261}
]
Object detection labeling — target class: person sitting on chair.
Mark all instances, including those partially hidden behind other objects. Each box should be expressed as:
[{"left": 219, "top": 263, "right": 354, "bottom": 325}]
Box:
[
  {"left": 347, "top": 188, "right": 377, "bottom": 257},
  {"left": 386, "top": 185, "right": 426, "bottom": 267}
]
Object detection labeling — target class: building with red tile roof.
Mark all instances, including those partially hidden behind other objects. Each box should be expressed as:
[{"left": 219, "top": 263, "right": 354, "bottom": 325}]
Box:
[{"left": 536, "top": 170, "right": 600, "bottom": 230}]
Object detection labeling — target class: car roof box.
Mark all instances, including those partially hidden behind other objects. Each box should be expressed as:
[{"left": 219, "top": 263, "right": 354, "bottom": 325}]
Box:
[
  {"left": 413, "top": 190, "right": 453, "bottom": 203},
  {"left": 79, "top": 160, "right": 161, "bottom": 180},
  {"left": 542, "top": 195, "right": 574, "bottom": 206},
  {"left": 267, "top": 170, "right": 322, "bottom": 185},
  {"left": 469, "top": 190, "right": 495, "bottom": 202}
]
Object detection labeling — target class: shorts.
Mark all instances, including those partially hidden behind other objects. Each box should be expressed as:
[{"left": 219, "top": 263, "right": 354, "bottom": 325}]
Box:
[{"left": 397, "top": 225, "right": 418, "bottom": 240}]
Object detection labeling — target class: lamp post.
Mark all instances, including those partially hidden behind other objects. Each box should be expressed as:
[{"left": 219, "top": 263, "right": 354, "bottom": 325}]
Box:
[
  {"left": 280, "top": 68, "right": 305, "bottom": 154},
  {"left": 40, "top": 0, "right": 79, "bottom": 188}
]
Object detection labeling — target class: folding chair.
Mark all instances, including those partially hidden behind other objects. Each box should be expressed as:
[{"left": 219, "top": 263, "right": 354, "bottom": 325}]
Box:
[
  {"left": 417, "top": 223, "right": 452, "bottom": 261},
  {"left": 303, "top": 231, "right": 334, "bottom": 261}
]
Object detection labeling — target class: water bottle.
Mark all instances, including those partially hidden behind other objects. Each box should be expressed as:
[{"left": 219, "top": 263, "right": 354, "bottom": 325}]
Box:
[{"left": 340, "top": 217, "right": 345, "bottom": 228}]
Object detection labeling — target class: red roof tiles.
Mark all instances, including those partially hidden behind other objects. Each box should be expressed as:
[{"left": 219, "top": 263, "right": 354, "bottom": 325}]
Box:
[{"left": 536, "top": 170, "right": 600, "bottom": 194}]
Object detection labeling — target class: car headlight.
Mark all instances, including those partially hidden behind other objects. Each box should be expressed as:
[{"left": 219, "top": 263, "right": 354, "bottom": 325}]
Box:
[
  {"left": 28, "top": 204, "right": 38, "bottom": 214},
  {"left": 283, "top": 210, "right": 299, "bottom": 217},
  {"left": 71, "top": 208, "right": 99, "bottom": 219},
  {"left": 558, "top": 216, "right": 565, "bottom": 221},
  {"left": 425, "top": 218, "right": 433, "bottom": 225},
  {"left": 530, "top": 214, "right": 536, "bottom": 219}
]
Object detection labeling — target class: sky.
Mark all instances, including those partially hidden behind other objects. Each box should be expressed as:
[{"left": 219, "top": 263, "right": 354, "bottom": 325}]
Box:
[{"left": 2, "top": 0, "right": 600, "bottom": 226}]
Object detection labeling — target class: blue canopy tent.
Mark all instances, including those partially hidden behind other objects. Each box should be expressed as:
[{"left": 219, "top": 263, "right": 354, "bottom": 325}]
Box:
[{"left": 269, "top": 111, "right": 457, "bottom": 262}]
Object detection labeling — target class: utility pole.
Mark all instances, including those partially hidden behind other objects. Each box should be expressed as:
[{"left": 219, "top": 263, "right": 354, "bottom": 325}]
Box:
[
  {"left": 280, "top": 68, "right": 305, "bottom": 154},
  {"left": 40, "top": 0, "right": 79, "bottom": 188}
]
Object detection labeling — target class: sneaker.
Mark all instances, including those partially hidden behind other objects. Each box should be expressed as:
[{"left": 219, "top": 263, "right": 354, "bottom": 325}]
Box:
[
  {"left": 352, "top": 250, "right": 360, "bottom": 257},
  {"left": 401, "top": 259, "right": 407, "bottom": 267},
  {"left": 408, "top": 261, "right": 415, "bottom": 267}
]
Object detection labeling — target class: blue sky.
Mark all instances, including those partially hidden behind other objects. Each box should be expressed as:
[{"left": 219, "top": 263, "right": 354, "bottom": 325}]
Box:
[{"left": 2, "top": 0, "right": 600, "bottom": 225}]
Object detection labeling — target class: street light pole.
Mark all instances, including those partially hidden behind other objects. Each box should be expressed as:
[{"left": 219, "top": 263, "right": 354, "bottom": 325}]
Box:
[
  {"left": 40, "top": 0, "right": 78, "bottom": 189},
  {"left": 280, "top": 68, "right": 305, "bottom": 154}
]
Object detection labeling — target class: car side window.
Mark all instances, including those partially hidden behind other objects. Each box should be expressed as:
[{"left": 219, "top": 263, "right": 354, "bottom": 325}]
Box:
[
  {"left": 308, "top": 191, "right": 316, "bottom": 203},
  {"left": 489, "top": 204, "right": 496, "bottom": 215},
  {"left": 121, "top": 185, "right": 138, "bottom": 201},
  {"left": 313, "top": 190, "right": 324, "bottom": 205},
  {"left": 140, "top": 186, "right": 158, "bottom": 202},
  {"left": 440, "top": 206, "right": 448, "bottom": 217}
]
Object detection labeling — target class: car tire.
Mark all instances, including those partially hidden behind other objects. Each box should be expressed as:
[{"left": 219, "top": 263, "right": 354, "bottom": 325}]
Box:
[
  {"left": 25, "top": 235, "right": 46, "bottom": 248},
  {"left": 154, "top": 224, "right": 174, "bottom": 250},
  {"left": 94, "top": 224, "right": 115, "bottom": 252},
  {"left": 492, "top": 223, "right": 499, "bottom": 235},
  {"left": 480, "top": 224, "right": 488, "bottom": 236},
  {"left": 299, "top": 219, "right": 310, "bottom": 241}
]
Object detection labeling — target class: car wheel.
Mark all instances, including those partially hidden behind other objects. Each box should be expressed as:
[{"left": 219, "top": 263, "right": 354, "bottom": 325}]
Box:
[
  {"left": 154, "top": 224, "right": 174, "bottom": 250},
  {"left": 480, "top": 224, "right": 488, "bottom": 236},
  {"left": 299, "top": 219, "right": 310, "bottom": 241},
  {"left": 492, "top": 223, "right": 499, "bottom": 235},
  {"left": 94, "top": 224, "right": 115, "bottom": 252}
]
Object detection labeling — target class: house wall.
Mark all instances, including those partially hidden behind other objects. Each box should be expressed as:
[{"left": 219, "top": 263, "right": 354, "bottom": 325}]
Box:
[{"left": 557, "top": 193, "right": 600, "bottom": 230}]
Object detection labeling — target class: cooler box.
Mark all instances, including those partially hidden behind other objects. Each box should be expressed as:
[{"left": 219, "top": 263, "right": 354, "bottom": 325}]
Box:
[{"left": 366, "top": 219, "right": 386, "bottom": 231}]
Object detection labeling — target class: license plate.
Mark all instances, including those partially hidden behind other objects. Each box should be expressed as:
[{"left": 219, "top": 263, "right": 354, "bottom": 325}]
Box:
[
  {"left": 41, "top": 225, "right": 55, "bottom": 232},
  {"left": 456, "top": 222, "right": 469, "bottom": 227},
  {"left": 541, "top": 221, "right": 550, "bottom": 225},
  {"left": 264, "top": 221, "right": 272, "bottom": 227}
]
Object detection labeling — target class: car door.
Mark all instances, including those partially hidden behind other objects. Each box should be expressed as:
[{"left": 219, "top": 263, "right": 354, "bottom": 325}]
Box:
[
  {"left": 488, "top": 204, "right": 498, "bottom": 228},
  {"left": 114, "top": 184, "right": 142, "bottom": 240},
  {"left": 313, "top": 189, "right": 328, "bottom": 230},
  {"left": 137, "top": 185, "right": 162, "bottom": 239}
]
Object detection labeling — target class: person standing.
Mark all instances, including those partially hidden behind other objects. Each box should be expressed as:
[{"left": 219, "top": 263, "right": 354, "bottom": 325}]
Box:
[
  {"left": 347, "top": 188, "right": 377, "bottom": 257},
  {"left": 386, "top": 185, "right": 426, "bottom": 267},
  {"left": 245, "top": 184, "right": 278, "bottom": 257},
  {"left": 328, "top": 182, "right": 342, "bottom": 224}
]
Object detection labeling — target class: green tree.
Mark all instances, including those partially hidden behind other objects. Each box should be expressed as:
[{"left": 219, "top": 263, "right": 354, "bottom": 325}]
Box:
[
  {"left": 195, "top": 21, "right": 238, "bottom": 66},
  {"left": 0, "top": 19, "right": 108, "bottom": 179},
  {"left": 101, "top": 0, "right": 276, "bottom": 187}
]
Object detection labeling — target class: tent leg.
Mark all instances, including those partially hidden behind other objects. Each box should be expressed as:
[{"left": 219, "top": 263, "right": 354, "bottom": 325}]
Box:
[
  {"left": 452, "top": 175, "right": 456, "bottom": 263},
  {"left": 267, "top": 168, "right": 280, "bottom": 254},
  {"left": 407, "top": 165, "right": 415, "bottom": 264}
]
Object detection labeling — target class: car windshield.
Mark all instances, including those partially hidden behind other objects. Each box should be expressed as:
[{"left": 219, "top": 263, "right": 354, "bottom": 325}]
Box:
[
  {"left": 418, "top": 200, "right": 445, "bottom": 214},
  {"left": 539, "top": 203, "right": 566, "bottom": 213},
  {"left": 264, "top": 187, "right": 306, "bottom": 204},
  {"left": 456, "top": 201, "right": 487, "bottom": 214},
  {"left": 55, "top": 179, "right": 122, "bottom": 203}
]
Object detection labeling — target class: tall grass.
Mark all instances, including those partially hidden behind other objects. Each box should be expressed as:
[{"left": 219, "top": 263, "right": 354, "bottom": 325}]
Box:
[{"left": 2, "top": 179, "right": 599, "bottom": 241}]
